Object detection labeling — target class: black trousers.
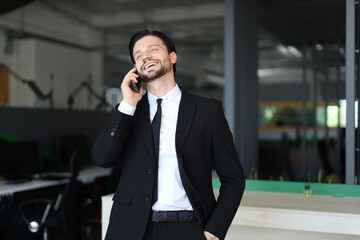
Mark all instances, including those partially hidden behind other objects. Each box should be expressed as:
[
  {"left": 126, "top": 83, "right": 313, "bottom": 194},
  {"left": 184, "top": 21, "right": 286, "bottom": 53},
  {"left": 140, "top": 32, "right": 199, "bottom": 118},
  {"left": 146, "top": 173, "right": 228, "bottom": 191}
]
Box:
[{"left": 143, "top": 221, "right": 207, "bottom": 240}]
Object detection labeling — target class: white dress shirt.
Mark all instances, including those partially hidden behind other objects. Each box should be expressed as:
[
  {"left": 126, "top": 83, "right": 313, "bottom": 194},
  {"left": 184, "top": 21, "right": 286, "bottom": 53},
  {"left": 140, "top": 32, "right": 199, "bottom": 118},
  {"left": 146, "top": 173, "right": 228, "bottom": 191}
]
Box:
[{"left": 118, "top": 84, "right": 193, "bottom": 211}]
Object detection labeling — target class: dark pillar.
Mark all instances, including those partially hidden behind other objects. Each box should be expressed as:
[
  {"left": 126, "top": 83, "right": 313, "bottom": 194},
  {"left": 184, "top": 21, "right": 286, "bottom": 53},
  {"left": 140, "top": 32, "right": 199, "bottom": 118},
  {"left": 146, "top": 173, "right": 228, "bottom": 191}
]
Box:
[
  {"left": 224, "top": 0, "right": 259, "bottom": 176},
  {"left": 345, "top": 0, "right": 355, "bottom": 184}
]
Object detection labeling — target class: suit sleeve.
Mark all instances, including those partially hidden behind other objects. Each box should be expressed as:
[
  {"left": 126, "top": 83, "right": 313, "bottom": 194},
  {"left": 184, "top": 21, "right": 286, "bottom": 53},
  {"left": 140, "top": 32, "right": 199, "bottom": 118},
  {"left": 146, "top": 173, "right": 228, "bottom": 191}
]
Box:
[
  {"left": 204, "top": 101, "right": 246, "bottom": 239},
  {"left": 92, "top": 107, "right": 134, "bottom": 168}
]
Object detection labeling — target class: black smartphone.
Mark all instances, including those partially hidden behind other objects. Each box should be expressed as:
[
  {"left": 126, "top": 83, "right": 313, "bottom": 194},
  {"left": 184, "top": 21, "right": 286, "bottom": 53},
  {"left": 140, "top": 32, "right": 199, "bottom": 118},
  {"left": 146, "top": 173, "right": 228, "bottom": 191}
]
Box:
[{"left": 131, "top": 67, "right": 142, "bottom": 93}]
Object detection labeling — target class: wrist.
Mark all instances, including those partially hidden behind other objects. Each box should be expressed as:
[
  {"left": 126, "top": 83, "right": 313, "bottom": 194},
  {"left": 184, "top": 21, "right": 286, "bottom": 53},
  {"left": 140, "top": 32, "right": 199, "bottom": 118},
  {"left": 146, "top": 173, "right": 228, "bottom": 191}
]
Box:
[{"left": 122, "top": 98, "right": 138, "bottom": 107}]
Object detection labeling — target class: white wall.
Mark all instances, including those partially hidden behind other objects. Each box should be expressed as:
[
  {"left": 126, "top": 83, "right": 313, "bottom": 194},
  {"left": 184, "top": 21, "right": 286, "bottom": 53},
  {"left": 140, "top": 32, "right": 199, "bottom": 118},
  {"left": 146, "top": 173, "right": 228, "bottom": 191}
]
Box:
[
  {"left": 8, "top": 38, "right": 104, "bottom": 109},
  {"left": 90, "top": 50, "right": 105, "bottom": 109},
  {"left": 0, "top": 1, "right": 102, "bottom": 48},
  {"left": 35, "top": 39, "right": 96, "bottom": 109},
  {"left": 10, "top": 38, "right": 37, "bottom": 107},
  {"left": 0, "top": 1, "right": 105, "bottom": 110},
  {"left": 0, "top": 29, "right": 13, "bottom": 64}
]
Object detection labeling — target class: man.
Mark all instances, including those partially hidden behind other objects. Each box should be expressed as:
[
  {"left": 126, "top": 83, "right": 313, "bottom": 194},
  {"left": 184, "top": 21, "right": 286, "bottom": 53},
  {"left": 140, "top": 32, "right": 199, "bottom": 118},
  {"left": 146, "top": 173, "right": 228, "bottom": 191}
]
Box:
[{"left": 93, "top": 30, "right": 245, "bottom": 240}]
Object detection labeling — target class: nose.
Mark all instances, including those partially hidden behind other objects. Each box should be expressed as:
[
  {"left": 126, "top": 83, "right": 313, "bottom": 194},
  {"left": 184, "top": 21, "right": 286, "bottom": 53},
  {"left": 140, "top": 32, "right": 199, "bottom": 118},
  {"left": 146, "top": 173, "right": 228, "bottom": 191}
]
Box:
[{"left": 142, "top": 49, "right": 152, "bottom": 61}]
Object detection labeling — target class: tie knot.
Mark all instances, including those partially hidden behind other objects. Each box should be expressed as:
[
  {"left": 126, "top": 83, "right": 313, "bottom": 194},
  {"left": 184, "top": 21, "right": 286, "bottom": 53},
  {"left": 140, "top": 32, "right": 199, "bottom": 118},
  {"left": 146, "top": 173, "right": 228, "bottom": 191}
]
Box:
[{"left": 157, "top": 98, "right": 162, "bottom": 105}]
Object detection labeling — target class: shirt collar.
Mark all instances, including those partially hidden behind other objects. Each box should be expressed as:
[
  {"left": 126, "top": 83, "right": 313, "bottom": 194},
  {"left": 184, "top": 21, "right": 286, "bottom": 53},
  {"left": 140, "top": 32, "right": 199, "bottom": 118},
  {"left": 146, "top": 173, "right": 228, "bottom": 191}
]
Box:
[{"left": 147, "top": 84, "right": 181, "bottom": 106}]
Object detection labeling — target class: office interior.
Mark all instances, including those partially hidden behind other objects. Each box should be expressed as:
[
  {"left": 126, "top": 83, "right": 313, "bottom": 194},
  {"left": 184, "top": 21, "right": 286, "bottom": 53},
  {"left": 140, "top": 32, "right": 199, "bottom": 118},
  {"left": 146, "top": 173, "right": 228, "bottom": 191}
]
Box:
[{"left": 0, "top": 0, "right": 359, "bottom": 239}]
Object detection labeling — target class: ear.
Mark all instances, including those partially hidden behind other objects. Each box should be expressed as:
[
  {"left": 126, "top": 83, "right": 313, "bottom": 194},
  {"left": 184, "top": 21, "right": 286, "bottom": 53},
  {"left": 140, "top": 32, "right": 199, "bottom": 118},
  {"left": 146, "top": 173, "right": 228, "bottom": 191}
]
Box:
[{"left": 170, "top": 52, "right": 177, "bottom": 64}]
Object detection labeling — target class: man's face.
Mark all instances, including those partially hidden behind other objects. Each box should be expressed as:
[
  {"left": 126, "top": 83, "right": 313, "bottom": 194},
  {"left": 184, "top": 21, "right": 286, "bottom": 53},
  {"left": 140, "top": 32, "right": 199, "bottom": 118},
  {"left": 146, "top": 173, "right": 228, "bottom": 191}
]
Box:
[{"left": 132, "top": 35, "right": 176, "bottom": 82}]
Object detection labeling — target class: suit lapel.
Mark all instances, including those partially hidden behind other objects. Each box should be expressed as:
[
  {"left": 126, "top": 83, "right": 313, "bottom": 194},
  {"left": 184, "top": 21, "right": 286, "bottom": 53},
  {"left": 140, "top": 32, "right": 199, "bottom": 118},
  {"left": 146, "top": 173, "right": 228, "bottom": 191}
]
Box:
[
  {"left": 135, "top": 93, "right": 155, "bottom": 159},
  {"left": 175, "top": 90, "right": 204, "bottom": 219},
  {"left": 176, "top": 90, "right": 196, "bottom": 155},
  {"left": 134, "top": 90, "right": 196, "bottom": 161}
]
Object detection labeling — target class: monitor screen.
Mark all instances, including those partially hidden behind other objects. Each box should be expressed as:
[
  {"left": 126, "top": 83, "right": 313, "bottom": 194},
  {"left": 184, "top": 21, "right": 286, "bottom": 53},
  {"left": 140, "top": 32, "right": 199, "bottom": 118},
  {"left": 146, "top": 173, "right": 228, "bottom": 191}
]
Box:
[
  {"left": 0, "top": 139, "right": 12, "bottom": 175},
  {"left": 56, "top": 134, "right": 90, "bottom": 170},
  {"left": 0, "top": 140, "right": 42, "bottom": 179}
]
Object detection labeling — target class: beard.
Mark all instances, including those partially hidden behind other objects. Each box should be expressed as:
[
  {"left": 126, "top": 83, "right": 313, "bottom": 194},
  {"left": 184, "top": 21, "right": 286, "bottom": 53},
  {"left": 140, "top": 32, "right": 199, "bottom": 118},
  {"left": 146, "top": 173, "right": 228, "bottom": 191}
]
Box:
[{"left": 138, "top": 58, "right": 172, "bottom": 83}]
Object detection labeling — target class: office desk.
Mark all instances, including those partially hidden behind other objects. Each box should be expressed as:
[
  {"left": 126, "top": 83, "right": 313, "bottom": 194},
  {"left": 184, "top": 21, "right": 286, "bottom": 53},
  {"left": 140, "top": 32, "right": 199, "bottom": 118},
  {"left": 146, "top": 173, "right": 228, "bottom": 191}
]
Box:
[
  {"left": 230, "top": 190, "right": 360, "bottom": 238},
  {"left": 0, "top": 166, "right": 111, "bottom": 196},
  {"left": 42, "top": 165, "right": 112, "bottom": 184},
  {"left": 77, "top": 165, "right": 112, "bottom": 184},
  {"left": 102, "top": 190, "right": 360, "bottom": 240},
  {"left": 0, "top": 179, "right": 68, "bottom": 196}
]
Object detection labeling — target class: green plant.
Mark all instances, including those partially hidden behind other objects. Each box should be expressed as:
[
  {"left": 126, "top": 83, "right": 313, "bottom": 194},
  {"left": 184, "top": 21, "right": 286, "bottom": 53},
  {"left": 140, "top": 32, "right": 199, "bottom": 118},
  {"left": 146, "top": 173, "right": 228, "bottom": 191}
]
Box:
[
  {"left": 325, "top": 175, "right": 335, "bottom": 184},
  {"left": 248, "top": 167, "right": 258, "bottom": 180},
  {"left": 317, "top": 169, "right": 323, "bottom": 183},
  {"left": 307, "top": 169, "right": 334, "bottom": 184}
]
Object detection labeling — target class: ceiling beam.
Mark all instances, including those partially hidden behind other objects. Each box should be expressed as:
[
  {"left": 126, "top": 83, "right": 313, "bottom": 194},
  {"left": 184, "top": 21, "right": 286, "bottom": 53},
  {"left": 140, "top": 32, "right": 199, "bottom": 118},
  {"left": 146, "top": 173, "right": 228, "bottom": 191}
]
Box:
[{"left": 91, "top": 2, "right": 224, "bottom": 27}]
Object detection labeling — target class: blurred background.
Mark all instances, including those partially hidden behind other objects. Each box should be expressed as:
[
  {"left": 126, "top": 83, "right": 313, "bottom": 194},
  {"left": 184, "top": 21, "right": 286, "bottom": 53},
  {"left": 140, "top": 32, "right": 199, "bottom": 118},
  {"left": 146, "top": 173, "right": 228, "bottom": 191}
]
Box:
[
  {"left": 1, "top": 0, "right": 360, "bottom": 239},
  {"left": 0, "top": 0, "right": 357, "bottom": 191}
]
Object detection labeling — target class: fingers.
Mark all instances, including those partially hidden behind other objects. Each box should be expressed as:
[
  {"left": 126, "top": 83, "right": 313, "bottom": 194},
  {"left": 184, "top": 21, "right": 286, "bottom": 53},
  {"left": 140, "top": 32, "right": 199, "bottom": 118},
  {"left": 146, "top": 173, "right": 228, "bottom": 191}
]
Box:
[
  {"left": 123, "top": 67, "right": 138, "bottom": 85},
  {"left": 121, "top": 68, "right": 139, "bottom": 91},
  {"left": 121, "top": 68, "right": 143, "bottom": 107},
  {"left": 203, "top": 232, "right": 213, "bottom": 240}
]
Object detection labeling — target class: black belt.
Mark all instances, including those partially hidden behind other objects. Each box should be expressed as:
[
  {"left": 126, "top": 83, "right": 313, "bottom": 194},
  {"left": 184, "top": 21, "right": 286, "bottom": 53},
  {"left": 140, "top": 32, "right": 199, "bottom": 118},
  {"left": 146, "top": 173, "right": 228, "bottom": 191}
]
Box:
[{"left": 150, "top": 211, "right": 196, "bottom": 223}]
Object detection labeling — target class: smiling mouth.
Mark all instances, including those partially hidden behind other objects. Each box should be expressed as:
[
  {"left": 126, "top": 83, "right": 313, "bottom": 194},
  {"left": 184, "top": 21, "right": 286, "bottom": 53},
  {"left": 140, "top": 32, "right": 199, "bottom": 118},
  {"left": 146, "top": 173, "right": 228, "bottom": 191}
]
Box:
[{"left": 143, "top": 61, "right": 158, "bottom": 71}]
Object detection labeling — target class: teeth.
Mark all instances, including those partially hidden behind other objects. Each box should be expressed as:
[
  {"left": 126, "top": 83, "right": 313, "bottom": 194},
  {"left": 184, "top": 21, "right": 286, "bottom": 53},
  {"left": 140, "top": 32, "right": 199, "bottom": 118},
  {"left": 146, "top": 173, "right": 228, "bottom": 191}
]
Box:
[{"left": 146, "top": 63, "right": 155, "bottom": 69}]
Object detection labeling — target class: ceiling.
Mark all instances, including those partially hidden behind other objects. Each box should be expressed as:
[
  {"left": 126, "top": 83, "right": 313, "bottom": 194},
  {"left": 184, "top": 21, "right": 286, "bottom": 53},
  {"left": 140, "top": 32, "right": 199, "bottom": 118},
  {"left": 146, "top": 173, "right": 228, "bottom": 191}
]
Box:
[
  {"left": 42, "top": 0, "right": 345, "bottom": 46},
  {"left": 3, "top": 0, "right": 347, "bottom": 90},
  {"left": 260, "top": 0, "right": 345, "bottom": 46}
]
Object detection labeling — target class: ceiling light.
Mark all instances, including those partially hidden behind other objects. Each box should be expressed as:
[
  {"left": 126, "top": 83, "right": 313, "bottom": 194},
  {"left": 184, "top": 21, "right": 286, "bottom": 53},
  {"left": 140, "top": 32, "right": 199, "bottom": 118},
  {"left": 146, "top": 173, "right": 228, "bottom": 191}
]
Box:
[
  {"left": 338, "top": 48, "right": 345, "bottom": 55},
  {"left": 276, "top": 44, "right": 302, "bottom": 58},
  {"left": 315, "top": 44, "right": 323, "bottom": 51}
]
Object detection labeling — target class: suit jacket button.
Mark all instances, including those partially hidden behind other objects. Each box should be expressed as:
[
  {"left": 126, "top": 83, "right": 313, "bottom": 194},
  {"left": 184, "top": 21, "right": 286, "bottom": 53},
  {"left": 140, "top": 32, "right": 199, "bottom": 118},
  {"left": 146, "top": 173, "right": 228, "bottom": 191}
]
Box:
[
  {"left": 110, "top": 132, "right": 115, "bottom": 136},
  {"left": 148, "top": 168, "right": 154, "bottom": 174},
  {"left": 145, "top": 196, "right": 151, "bottom": 202}
]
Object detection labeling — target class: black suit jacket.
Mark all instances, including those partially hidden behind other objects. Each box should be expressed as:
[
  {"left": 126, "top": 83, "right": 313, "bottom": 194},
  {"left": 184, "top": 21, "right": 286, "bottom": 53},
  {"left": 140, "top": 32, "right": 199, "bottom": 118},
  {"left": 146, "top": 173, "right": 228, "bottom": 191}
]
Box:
[{"left": 92, "top": 90, "right": 245, "bottom": 240}]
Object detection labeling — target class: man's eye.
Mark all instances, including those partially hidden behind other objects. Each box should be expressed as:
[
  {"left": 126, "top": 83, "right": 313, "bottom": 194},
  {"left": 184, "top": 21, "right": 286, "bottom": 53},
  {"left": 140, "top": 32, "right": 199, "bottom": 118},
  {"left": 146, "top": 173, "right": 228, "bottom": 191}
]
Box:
[
  {"left": 136, "top": 55, "right": 142, "bottom": 60},
  {"left": 151, "top": 48, "right": 157, "bottom": 52}
]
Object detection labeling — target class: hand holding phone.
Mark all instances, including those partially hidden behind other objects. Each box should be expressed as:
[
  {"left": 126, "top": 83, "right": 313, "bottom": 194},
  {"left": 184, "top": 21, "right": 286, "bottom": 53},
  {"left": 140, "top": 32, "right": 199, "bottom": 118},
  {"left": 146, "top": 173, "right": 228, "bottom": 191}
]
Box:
[
  {"left": 131, "top": 74, "right": 142, "bottom": 93},
  {"left": 131, "top": 65, "right": 142, "bottom": 93},
  {"left": 120, "top": 67, "right": 143, "bottom": 107}
]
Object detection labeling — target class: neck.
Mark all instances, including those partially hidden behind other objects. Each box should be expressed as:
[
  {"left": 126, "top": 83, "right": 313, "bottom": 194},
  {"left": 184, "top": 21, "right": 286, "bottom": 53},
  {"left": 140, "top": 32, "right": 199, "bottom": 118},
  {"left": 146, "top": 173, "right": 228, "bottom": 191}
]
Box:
[{"left": 146, "top": 73, "right": 176, "bottom": 98}]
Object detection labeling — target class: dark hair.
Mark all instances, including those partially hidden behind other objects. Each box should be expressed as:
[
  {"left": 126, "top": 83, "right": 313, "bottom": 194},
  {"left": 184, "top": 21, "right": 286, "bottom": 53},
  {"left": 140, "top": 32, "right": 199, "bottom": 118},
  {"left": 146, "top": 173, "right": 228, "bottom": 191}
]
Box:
[{"left": 128, "top": 30, "right": 177, "bottom": 76}]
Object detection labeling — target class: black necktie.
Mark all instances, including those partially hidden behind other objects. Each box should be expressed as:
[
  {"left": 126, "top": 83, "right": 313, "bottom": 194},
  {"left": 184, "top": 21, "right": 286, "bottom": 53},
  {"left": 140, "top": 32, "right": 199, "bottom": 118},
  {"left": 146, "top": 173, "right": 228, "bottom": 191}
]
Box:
[{"left": 151, "top": 98, "right": 162, "bottom": 203}]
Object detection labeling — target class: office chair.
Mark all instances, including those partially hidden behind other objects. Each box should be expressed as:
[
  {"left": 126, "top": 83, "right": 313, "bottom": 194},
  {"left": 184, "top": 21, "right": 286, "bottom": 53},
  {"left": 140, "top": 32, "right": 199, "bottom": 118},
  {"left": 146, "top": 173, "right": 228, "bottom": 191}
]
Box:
[{"left": 16, "top": 150, "right": 80, "bottom": 240}]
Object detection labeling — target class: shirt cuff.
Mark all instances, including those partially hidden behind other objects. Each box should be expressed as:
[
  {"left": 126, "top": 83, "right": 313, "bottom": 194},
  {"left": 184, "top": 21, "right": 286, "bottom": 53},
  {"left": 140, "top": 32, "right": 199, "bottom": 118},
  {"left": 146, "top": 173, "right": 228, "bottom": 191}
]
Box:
[{"left": 118, "top": 101, "right": 136, "bottom": 116}]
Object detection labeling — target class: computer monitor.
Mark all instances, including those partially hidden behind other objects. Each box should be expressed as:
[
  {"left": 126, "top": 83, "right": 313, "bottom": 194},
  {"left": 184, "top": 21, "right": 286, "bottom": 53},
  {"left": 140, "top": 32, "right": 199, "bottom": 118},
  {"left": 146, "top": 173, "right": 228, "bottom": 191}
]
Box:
[
  {"left": 0, "top": 140, "right": 43, "bottom": 180},
  {"left": 56, "top": 134, "right": 90, "bottom": 171},
  {"left": 0, "top": 139, "right": 11, "bottom": 175}
]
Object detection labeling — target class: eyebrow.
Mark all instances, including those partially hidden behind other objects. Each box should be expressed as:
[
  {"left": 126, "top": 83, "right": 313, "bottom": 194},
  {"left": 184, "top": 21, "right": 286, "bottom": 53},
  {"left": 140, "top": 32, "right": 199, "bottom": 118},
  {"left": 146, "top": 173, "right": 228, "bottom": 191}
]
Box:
[{"left": 133, "top": 44, "right": 161, "bottom": 57}]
